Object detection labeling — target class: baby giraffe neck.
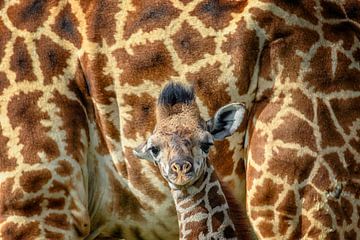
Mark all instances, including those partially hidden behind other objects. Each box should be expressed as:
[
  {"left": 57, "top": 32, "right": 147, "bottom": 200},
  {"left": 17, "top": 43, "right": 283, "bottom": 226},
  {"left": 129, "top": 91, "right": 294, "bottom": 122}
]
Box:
[{"left": 170, "top": 163, "right": 237, "bottom": 240}]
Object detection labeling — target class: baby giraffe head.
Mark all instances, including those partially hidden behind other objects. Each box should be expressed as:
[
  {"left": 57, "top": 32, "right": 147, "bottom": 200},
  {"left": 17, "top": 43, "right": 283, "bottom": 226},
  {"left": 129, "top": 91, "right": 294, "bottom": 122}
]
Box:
[{"left": 134, "top": 82, "right": 246, "bottom": 189}]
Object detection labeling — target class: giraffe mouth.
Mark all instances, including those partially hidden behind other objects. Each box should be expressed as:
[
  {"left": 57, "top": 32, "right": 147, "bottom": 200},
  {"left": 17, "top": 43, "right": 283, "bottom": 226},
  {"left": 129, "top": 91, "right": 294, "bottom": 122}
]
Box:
[{"left": 169, "top": 172, "right": 195, "bottom": 186}]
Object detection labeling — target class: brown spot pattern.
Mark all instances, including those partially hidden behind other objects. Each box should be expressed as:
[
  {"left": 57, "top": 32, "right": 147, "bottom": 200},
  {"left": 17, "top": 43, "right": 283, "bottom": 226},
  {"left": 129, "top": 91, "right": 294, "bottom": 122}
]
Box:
[
  {"left": 251, "top": 178, "right": 284, "bottom": 207},
  {"left": 0, "top": 20, "right": 11, "bottom": 61},
  {"left": 45, "top": 213, "right": 70, "bottom": 230},
  {"left": 35, "top": 35, "right": 71, "bottom": 85},
  {"left": 55, "top": 160, "right": 73, "bottom": 176},
  {"left": 7, "top": 0, "right": 58, "bottom": 32},
  {"left": 123, "top": 0, "right": 180, "bottom": 39},
  {"left": 172, "top": 22, "right": 216, "bottom": 65},
  {"left": 1, "top": 221, "right": 40, "bottom": 240},
  {"left": 0, "top": 127, "right": 17, "bottom": 172},
  {"left": 51, "top": 3, "right": 82, "bottom": 48},
  {"left": 10, "top": 37, "right": 36, "bottom": 82},
  {"left": 19, "top": 169, "right": 52, "bottom": 193},
  {"left": 7, "top": 91, "right": 60, "bottom": 164},
  {"left": 114, "top": 41, "right": 177, "bottom": 86}
]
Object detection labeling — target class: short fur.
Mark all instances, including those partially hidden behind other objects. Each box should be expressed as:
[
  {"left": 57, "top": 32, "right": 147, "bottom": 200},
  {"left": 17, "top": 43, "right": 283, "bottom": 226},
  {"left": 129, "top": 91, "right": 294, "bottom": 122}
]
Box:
[{"left": 158, "top": 82, "right": 194, "bottom": 106}]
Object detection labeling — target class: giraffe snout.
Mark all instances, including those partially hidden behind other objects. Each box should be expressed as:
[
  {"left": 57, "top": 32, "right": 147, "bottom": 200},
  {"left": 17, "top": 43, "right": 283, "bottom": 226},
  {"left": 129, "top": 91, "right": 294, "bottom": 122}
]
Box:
[{"left": 170, "top": 159, "right": 193, "bottom": 174}]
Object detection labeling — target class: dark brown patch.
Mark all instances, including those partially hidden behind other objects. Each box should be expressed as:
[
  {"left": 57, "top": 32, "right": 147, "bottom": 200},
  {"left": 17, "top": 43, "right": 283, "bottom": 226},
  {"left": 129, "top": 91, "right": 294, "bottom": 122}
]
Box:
[
  {"left": 1, "top": 221, "right": 40, "bottom": 240},
  {"left": 221, "top": 19, "right": 259, "bottom": 95},
  {"left": 106, "top": 165, "right": 146, "bottom": 221},
  {"left": 172, "top": 22, "right": 216, "bottom": 65},
  {"left": 307, "top": 226, "right": 321, "bottom": 239},
  {"left": 123, "top": 0, "right": 180, "bottom": 39},
  {"left": 114, "top": 41, "right": 177, "bottom": 86},
  {"left": 0, "top": 178, "right": 43, "bottom": 217},
  {"left": 7, "top": 0, "right": 58, "bottom": 32},
  {"left": 46, "top": 197, "right": 65, "bottom": 210},
  {"left": 312, "top": 208, "right": 333, "bottom": 229},
  {"left": 312, "top": 165, "right": 331, "bottom": 191},
  {"left": 248, "top": 129, "right": 268, "bottom": 166},
  {"left": 125, "top": 147, "right": 167, "bottom": 204},
  {"left": 7, "top": 91, "right": 60, "bottom": 164},
  {"left": 122, "top": 93, "right": 156, "bottom": 140},
  {"left": 49, "top": 180, "right": 69, "bottom": 196},
  {"left": 250, "top": 209, "right": 274, "bottom": 221},
  {"left": 317, "top": 99, "right": 345, "bottom": 148},
  {"left": 300, "top": 185, "right": 322, "bottom": 211},
  {"left": 84, "top": 0, "right": 119, "bottom": 45},
  {"left": 288, "top": 214, "right": 311, "bottom": 239},
  {"left": 208, "top": 185, "right": 226, "bottom": 209},
  {"left": 45, "top": 213, "right": 70, "bottom": 230},
  {"left": 324, "top": 153, "right": 347, "bottom": 181},
  {"left": 19, "top": 169, "right": 52, "bottom": 193},
  {"left": 344, "top": 150, "right": 360, "bottom": 181},
  {"left": 250, "top": 178, "right": 284, "bottom": 206},
  {"left": 276, "top": 190, "right": 297, "bottom": 216},
  {"left": 340, "top": 197, "right": 353, "bottom": 225},
  {"left": 323, "top": 22, "right": 358, "bottom": 51},
  {"left": 330, "top": 96, "right": 360, "bottom": 135},
  {"left": 191, "top": 0, "right": 245, "bottom": 30},
  {"left": 0, "top": 72, "right": 10, "bottom": 95},
  {"left": 273, "top": 113, "right": 317, "bottom": 151},
  {"left": 184, "top": 218, "right": 208, "bottom": 239},
  {"left": 0, "top": 20, "right": 11, "bottom": 61},
  {"left": 320, "top": 0, "right": 346, "bottom": 19},
  {"left": 55, "top": 160, "right": 74, "bottom": 176},
  {"left": 344, "top": 0, "right": 360, "bottom": 23},
  {"left": 258, "top": 0, "right": 318, "bottom": 25},
  {"left": 45, "top": 229, "right": 64, "bottom": 240},
  {"left": 35, "top": 35, "right": 71, "bottom": 85},
  {"left": 186, "top": 62, "right": 231, "bottom": 116},
  {"left": 0, "top": 127, "right": 17, "bottom": 172},
  {"left": 268, "top": 147, "right": 315, "bottom": 184},
  {"left": 51, "top": 3, "right": 82, "bottom": 48},
  {"left": 209, "top": 140, "right": 235, "bottom": 178},
  {"left": 345, "top": 230, "right": 357, "bottom": 240},
  {"left": 50, "top": 91, "right": 88, "bottom": 163},
  {"left": 211, "top": 211, "right": 224, "bottom": 232},
  {"left": 10, "top": 37, "right": 36, "bottom": 82},
  {"left": 289, "top": 88, "right": 314, "bottom": 121},
  {"left": 257, "top": 220, "right": 275, "bottom": 238}
]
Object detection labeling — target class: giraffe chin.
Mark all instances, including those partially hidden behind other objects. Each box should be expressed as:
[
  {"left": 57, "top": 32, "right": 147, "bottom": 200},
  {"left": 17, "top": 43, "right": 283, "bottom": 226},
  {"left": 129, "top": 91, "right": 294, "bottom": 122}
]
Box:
[{"left": 168, "top": 173, "right": 195, "bottom": 188}]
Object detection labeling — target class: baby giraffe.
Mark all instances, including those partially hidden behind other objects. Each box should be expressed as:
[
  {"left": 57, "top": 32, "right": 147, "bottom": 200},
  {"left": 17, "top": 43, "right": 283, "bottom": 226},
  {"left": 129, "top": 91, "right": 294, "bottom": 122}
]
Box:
[{"left": 134, "top": 82, "right": 251, "bottom": 240}]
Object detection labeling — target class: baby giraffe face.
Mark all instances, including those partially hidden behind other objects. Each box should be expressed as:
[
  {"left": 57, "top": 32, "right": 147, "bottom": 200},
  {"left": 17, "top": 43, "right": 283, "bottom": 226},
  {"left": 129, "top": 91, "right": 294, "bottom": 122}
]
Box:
[
  {"left": 143, "top": 106, "right": 214, "bottom": 187},
  {"left": 134, "top": 82, "right": 246, "bottom": 189}
]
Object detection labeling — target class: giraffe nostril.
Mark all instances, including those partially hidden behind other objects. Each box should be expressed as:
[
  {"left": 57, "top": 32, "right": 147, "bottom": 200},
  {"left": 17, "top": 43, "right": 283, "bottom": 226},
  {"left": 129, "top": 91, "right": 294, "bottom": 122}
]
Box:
[
  {"left": 171, "top": 163, "right": 180, "bottom": 172},
  {"left": 182, "top": 162, "right": 192, "bottom": 173}
]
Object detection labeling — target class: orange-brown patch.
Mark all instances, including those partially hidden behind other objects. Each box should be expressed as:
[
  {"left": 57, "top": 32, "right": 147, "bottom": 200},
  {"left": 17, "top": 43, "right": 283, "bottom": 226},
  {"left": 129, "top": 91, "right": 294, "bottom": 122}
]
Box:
[
  {"left": 1, "top": 221, "right": 40, "bottom": 240},
  {"left": 221, "top": 19, "right": 259, "bottom": 95},
  {"left": 35, "top": 35, "right": 71, "bottom": 85},
  {"left": 45, "top": 229, "right": 64, "bottom": 240},
  {"left": 122, "top": 93, "right": 156, "bottom": 140},
  {"left": 172, "top": 22, "right": 216, "bottom": 65},
  {"left": 46, "top": 197, "right": 65, "bottom": 210},
  {"left": 330, "top": 96, "right": 360, "bottom": 135},
  {"left": 50, "top": 91, "right": 89, "bottom": 163},
  {"left": 55, "top": 160, "right": 74, "bottom": 177},
  {"left": 250, "top": 209, "right": 274, "bottom": 221},
  {"left": 268, "top": 147, "right": 315, "bottom": 184},
  {"left": 312, "top": 208, "right": 333, "bottom": 229},
  {"left": 51, "top": 3, "right": 82, "bottom": 48},
  {"left": 288, "top": 214, "right": 311, "bottom": 239},
  {"left": 114, "top": 41, "right": 177, "bottom": 86},
  {"left": 0, "top": 127, "right": 17, "bottom": 172},
  {"left": 0, "top": 72, "right": 10, "bottom": 95},
  {"left": 344, "top": 150, "right": 360, "bottom": 181},
  {"left": 19, "top": 169, "right": 52, "bottom": 193},
  {"left": 186, "top": 62, "right": 231, "bottom": 116},
  {"left": 106, "top": 165, "right": 146, "bottom": 221},
  {"left": 190, "top": 0, "right": 245, "bottom": 30},
  {"left": 7, "top": 91, "right": 60, "bottom": 164},
  {"left": 184, "top": 218, "right": 208, "bottom": 239},
  {"left": 257, "top": 220, "right": 275, "bottom": 238},
  {"left": 45, "top": 213, "right": 70, "bottom": 230},
  {"left": 84, "top": 0, "right": 119, "bottom": 45},
  {"left": 250, "top": 178, "right": 284, "bottom": 206},
  {"left": 0, "top": 178, "right": 43, "bottom": 217},
  {"left": 312, "top": 165, "right": 331, "bottom": 191},
  {"left": 273, "top": 113, "right": 317, "bottom": 151},
  {"left": 276, "top": 190, "right": 297, "bottom": 216},
  {"left": 49, "top": 180, "right": 69, "bottom": 196},
  {"left": 10, "top": 37, "right": 36, "bottom": 82},
  {"left": 300, "top": 185, "right": 321, "bottom": 211},
  {"left": 246, "top": 164, "right": 263, "bottom": 192},
  {"left": 209, "top": 140, "right": 235, "bottom": 178},
  {"left": 324, "top": 153, "right": 347, "bottom": 181},
  {"left": 0, "top": 20, "right": 11, "bottom": 61},
  {"left": 123, "top": 0, "right": 180, "bottom": 39},
  {"left": 323, "top": 22, "right": 356, "bottom": 51},
  {"left": 7, "top": 0, "right": 59, "bottom": 32},
  {"left": 125, "top": 147, "right": 167, "bottom": 204},
  {"left": 317, "top": 99, "right": 345, "bottom": 148}
]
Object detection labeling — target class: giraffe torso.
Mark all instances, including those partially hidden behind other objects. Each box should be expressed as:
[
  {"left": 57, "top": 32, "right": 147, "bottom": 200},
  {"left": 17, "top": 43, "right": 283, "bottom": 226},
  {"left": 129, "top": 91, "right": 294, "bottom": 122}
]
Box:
[{"left": 0, "top": 0, "right": 359, "bottom": 239}]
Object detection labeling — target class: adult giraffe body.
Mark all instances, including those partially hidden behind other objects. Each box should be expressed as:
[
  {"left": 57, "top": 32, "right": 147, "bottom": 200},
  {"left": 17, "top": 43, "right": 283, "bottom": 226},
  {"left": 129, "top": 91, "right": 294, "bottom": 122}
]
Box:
[{"left": 0, "top": 0, "right": 359, "bottom": 239}]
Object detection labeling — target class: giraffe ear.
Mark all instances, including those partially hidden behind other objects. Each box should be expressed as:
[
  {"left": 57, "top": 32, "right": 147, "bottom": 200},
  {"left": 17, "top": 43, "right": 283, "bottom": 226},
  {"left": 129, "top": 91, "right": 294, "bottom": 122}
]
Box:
[
  {"left": 133, "top": 142, "right": 155, "bottom": 162},
  {"left": 207, "top": 103, "right": 246, "bottom": 140}
]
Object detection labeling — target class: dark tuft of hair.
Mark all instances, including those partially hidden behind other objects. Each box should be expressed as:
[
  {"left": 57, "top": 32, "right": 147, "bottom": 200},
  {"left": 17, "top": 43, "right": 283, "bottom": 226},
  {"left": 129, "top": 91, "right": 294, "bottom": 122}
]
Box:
[{"left": 158, "top": 82, "right": 194, "bottom": 106}]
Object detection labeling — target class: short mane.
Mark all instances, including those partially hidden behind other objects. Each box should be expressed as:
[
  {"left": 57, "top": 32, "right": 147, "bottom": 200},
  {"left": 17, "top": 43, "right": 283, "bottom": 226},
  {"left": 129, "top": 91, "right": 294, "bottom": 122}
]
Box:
[{"left": 158, "top": 82, "right": 194, "bottom": 106}]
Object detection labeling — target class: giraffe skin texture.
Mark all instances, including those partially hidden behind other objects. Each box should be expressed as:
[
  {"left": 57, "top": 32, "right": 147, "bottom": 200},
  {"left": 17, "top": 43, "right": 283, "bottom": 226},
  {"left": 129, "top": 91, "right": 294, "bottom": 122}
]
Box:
[{"left": 0, "top": 0, "right": 359, "bottom": 239}]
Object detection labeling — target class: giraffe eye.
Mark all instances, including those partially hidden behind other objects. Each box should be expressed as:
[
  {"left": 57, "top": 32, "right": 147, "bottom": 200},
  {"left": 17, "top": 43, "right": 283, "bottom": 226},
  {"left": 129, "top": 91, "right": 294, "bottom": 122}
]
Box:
[
  {"left": 149, "top": 146, "right": 160, "bottom": 158},
  {"left": 200, "top": 143, "right": 213, "bottom": 154}
]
